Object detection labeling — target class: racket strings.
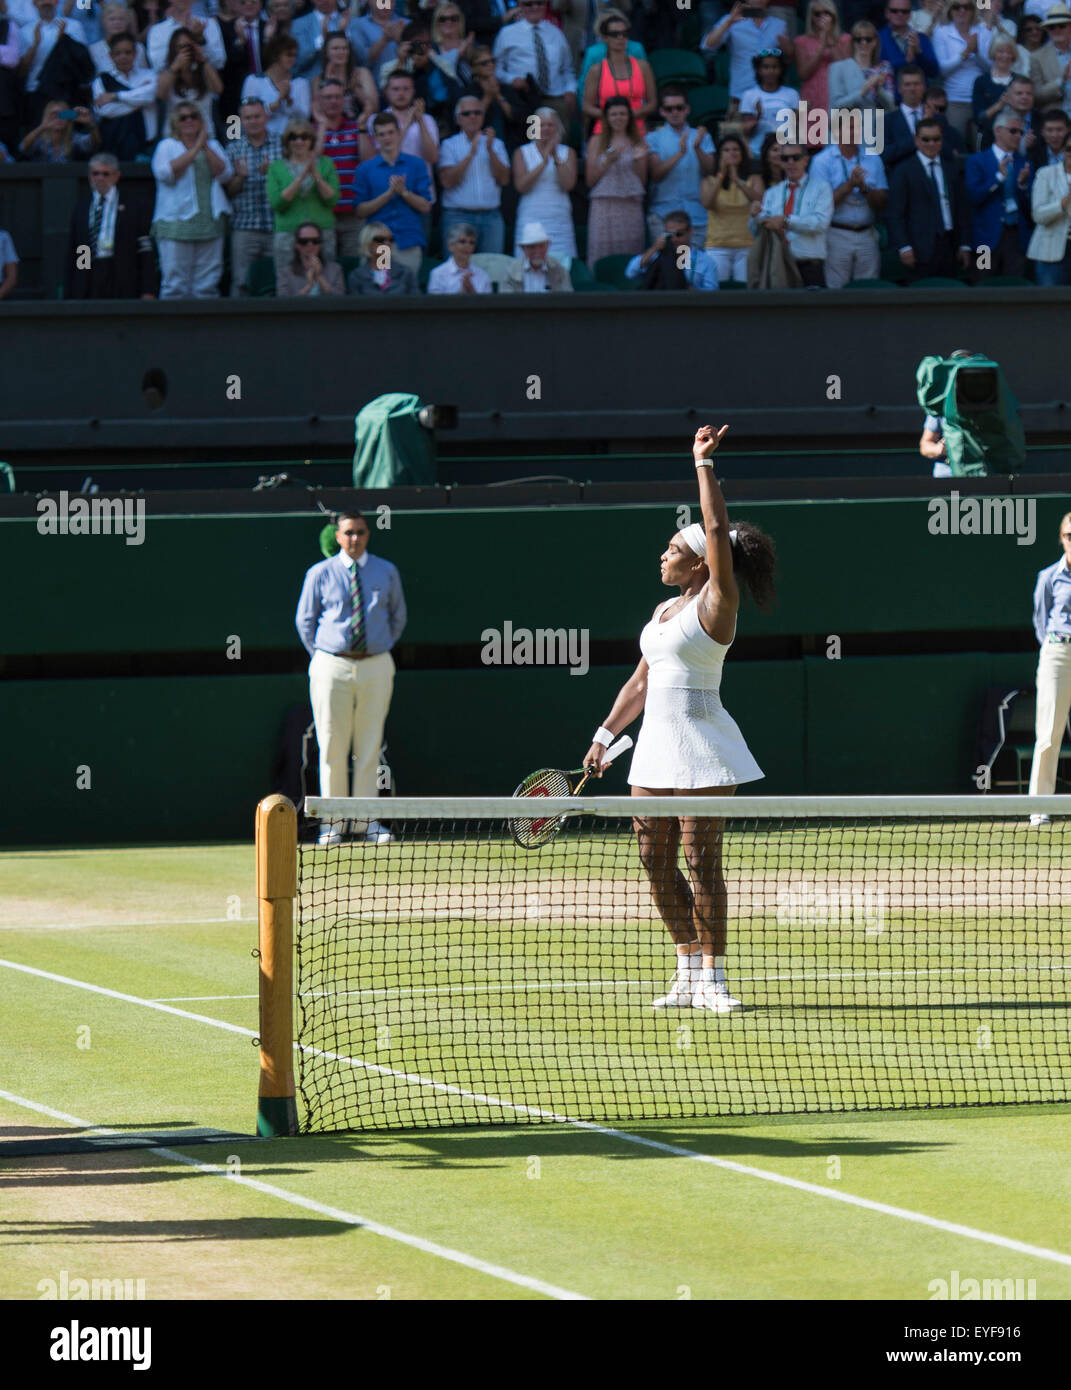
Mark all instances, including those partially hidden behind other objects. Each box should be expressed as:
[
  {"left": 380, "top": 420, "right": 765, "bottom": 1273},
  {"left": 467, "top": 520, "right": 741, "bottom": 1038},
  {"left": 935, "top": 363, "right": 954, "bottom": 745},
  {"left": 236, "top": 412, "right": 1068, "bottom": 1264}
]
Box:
[{"left": 511, "top": 768, "right": 574, "bottom": 847}]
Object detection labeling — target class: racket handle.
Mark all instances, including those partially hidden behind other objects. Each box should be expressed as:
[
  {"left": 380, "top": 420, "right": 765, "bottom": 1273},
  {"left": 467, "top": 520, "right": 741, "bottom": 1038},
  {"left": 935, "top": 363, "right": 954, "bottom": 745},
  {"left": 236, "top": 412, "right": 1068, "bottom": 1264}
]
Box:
[{"left": 602, "top": 735, "right": 634, "bottom": 766}]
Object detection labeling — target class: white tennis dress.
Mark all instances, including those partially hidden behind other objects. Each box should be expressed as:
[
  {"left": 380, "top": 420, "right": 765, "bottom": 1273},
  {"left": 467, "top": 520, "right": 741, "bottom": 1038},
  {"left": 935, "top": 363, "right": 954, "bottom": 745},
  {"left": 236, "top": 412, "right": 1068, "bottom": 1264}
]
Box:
[{"left": 628, "top": 594, "right": 764, "bottom": 789}]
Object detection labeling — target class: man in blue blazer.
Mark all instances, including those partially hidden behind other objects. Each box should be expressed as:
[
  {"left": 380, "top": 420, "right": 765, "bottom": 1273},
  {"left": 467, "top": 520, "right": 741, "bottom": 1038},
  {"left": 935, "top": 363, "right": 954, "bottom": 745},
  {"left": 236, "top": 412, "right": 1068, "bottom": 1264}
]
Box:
[
  {"left": 966, "top": 108, "right": 1033, "bottom": 279},
  {"left": 878, "top": 1, "right": 939, "bottom": 80}
]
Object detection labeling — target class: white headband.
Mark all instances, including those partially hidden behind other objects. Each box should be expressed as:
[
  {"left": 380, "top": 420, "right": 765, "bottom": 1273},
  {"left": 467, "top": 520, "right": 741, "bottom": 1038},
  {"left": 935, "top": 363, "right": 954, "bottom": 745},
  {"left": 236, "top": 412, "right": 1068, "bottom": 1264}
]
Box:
[{"left": 680, "top": 524, "right": 738, "bottom": 558}]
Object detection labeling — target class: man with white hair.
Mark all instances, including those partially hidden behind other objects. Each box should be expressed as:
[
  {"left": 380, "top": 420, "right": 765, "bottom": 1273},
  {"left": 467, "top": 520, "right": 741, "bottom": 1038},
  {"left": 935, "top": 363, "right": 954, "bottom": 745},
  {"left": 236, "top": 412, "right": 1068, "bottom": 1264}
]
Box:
[
  {"left": 438, "top": 94, "right": 510, "bottom": 253},
  {"left": 966, "top": 105, "right": 1032, "bottom": 278},
  {"left": 427, "top": 223, "right": 493, "bottom": 293},
  {"left": 501, "top": 220, "right": 572, "bottom": 291}
]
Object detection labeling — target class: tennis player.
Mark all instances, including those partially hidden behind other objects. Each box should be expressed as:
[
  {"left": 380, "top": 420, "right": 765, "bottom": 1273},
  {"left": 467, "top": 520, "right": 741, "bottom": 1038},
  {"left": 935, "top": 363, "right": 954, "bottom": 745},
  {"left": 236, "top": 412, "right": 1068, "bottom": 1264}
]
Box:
[{"left": 583, "top": 425, "right": 777, "bottom": 1013}]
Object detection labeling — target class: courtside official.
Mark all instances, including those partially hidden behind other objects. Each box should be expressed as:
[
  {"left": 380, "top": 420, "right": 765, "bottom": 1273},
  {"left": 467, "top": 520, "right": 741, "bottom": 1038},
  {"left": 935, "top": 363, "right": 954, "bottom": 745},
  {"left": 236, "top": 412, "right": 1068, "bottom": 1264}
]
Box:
[{"left": 295, "top": 511, "right": 407, "bottom": 845}]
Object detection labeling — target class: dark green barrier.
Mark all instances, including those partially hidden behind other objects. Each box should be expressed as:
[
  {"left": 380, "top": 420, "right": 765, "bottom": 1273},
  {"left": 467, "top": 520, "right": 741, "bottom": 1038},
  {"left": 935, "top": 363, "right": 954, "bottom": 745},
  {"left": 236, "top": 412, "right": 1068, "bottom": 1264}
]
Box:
[
  {"left": 1, "top": 495, "right": 1062, "bottom": 657},
  {"left": 0, "top": 652, "right": 1033, "bottom": 844}
]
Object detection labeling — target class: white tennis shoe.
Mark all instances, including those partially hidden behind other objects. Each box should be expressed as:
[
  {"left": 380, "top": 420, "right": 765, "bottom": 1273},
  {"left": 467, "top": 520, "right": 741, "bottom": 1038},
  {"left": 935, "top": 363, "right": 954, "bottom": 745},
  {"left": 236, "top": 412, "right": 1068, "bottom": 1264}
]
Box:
[
  {"left": 1029, "top": 814, "right": 1051, "bottom": 827},
  {"left": 693, "top": 971, "right": 744, "bottom": 1014},
  {"left": 652, "top": 973, "right": 698, "bottom": 1009},
  {"left": 317, "top": 821, "right": 344, "bottom": 847}
]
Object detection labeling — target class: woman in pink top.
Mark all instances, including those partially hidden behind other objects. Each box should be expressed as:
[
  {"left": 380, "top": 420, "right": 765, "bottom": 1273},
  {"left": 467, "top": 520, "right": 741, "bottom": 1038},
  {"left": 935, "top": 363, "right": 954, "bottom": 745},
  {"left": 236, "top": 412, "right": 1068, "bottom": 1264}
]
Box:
[
  {"left": 581, "top": 13, "right": 656, "bottom": 136},
  {"left": 794, "top": 0, "right": 851, "bottom": 112}
]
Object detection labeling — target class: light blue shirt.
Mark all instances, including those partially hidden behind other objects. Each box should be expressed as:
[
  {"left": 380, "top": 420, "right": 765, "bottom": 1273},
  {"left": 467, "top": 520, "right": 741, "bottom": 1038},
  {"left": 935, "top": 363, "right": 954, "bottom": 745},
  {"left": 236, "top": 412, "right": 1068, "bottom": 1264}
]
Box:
[
  {"left": 1033, "top": 558, "right": 1071, "bottom": 645},
  {"left": 808, "top": 145, "right": 888, "bottom": 228},
  {"left": 295, "top": 550, "right": 407, "bottom": 657},
  {"left": 704, "top": 14, "right": 786, "bottom": 100},
  {"left": 625, "top": 247, "right": 720, "bottom": 290},
  {"left": 645, "top": 123, "right": 715, "bottom": 230}
]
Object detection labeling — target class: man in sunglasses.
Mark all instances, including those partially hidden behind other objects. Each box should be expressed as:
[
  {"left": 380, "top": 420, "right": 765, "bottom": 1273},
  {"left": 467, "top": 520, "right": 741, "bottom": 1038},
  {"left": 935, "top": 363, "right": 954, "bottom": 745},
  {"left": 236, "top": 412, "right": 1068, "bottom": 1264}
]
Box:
[
  {"left": 888, "top": 117, "right": 972, "bottom": 281},
  {"left": 877, "top": 0, "right": 938, "bottom": 79},
  {"left": 966, "top": 106, "right": 1032, "bottom": 279},
  {"left": 755, "top": 142, "right": 833, "bottom": 287},
  {"left": 646, "top": 84, "right": 715, "bottom": 250}
]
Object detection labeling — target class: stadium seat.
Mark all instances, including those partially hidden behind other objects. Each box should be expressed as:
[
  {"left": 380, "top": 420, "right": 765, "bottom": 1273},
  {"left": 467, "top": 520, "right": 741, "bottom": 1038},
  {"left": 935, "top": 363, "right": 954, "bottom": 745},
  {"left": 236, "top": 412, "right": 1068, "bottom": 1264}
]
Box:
[
  {"left": 471, "top": 252, "right": 515, "bottom": 291},
  {"left": 687, "top": 83, "right": 730, "bottom": 127},
  {"left": 245, "top": 256, "right": 276, "bottom": 298},
  {"left": 909, "top": 276, "right": 968, "bottom": 289},
  {"left": 650, "top": 49, "right": 708, "bottom": 88},
  {"left": 593, "top": 253, "right": 635, "bottom": 290},
  {"left": 712, "top": 48, "right": 730, "bottom": 87},
  {"left": 568, "top": 258, "right": 599, "bottom": 291},
  {"left": 843, "top": 278, "right": 899, "bottom": 289},
  {"left": 339, "top": 256, "right": 361, "bottom": 282},
  {"left": 419, "top": 255, "right": 442, "bottom": 291}
]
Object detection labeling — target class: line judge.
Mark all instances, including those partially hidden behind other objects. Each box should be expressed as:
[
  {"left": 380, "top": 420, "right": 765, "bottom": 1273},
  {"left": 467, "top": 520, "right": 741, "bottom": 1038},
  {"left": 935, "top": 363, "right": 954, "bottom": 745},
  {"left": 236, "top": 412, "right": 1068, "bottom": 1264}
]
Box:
[
  {"left": 1027, "top": 512, "right": 1071, "bottom": 827},
  {"left": 295, "top": 511, "right": 407, "bottom": 846}
]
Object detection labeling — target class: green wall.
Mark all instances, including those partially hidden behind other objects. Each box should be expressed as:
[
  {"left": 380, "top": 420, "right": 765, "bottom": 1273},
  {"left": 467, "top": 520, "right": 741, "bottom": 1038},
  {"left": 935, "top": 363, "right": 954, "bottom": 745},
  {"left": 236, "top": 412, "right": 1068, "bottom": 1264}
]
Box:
[
  {"left": 1, "top": 496, "right": 1058, "bottom": 842},
  {"left": 2, "top": 495, "right": 1063, "bottom": 655}
]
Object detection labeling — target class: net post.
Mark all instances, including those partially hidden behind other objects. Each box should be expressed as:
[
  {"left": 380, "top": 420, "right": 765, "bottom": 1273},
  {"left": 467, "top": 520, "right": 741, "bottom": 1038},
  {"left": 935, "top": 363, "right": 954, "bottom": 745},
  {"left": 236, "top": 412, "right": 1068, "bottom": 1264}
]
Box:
[{"left": 255, "top": 794, "right": 298, "bottom": 1137}]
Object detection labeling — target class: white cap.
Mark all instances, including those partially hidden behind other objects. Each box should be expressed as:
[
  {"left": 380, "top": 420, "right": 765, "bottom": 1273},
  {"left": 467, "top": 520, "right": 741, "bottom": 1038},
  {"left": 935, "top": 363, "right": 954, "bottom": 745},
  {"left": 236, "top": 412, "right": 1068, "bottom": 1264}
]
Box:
[{"left": 518, "top": 221, "right": 550, "bottom": 246}]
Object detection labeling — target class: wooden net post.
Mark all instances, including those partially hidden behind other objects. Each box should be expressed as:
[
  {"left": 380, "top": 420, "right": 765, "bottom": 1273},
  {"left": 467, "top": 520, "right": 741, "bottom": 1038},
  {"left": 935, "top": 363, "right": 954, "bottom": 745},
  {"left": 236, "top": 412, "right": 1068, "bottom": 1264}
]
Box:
[{"left": 255, "top": 794, "right": 298, "bottom": 1137}]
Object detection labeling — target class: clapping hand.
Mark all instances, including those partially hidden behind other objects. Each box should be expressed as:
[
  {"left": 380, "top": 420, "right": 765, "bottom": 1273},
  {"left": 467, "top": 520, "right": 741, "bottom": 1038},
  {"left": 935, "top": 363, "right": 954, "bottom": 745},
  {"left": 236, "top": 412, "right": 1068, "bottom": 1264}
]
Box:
[
  {"left": 460, "top": 269, "right": 476, "bottom": 293},
  {"left": 388, "top": 173, "right": 406, "bottom": 194}
]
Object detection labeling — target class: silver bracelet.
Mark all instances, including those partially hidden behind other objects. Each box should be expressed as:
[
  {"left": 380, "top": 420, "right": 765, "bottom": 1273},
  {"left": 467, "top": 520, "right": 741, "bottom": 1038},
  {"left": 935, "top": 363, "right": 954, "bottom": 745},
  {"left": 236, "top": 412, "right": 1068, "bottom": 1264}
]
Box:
[{"left": 592, "top": 726, "right": 614, "bottom": 748}]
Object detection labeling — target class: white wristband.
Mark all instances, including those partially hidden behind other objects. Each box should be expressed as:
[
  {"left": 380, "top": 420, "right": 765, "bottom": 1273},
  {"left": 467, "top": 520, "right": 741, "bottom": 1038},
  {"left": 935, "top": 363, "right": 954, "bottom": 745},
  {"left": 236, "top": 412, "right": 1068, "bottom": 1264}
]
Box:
[{"left": 592, "top": 726, "right": 614, "bottom": 748}]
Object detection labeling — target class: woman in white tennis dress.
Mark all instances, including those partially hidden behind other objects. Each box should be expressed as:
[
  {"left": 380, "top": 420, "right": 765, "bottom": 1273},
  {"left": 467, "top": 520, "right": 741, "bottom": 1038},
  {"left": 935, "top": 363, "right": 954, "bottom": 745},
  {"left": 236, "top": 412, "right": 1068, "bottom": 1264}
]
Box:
[{"left": 584, "top": 425, "right": 777, "bottom": 1014}]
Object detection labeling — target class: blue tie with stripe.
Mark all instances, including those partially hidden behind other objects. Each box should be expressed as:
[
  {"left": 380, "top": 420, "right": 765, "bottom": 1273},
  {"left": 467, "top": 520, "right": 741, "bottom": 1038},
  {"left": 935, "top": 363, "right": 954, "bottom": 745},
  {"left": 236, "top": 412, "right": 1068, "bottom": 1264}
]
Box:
[{"left": 349, "top": 562, "right": 366, "bottom": 654}]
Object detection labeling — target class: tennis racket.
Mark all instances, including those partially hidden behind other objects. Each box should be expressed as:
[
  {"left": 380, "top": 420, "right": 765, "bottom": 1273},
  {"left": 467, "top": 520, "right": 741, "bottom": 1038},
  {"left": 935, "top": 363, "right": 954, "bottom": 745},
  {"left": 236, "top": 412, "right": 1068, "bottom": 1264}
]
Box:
[{"left": 509, "top": 735, "right": 634, "bottom": 849}]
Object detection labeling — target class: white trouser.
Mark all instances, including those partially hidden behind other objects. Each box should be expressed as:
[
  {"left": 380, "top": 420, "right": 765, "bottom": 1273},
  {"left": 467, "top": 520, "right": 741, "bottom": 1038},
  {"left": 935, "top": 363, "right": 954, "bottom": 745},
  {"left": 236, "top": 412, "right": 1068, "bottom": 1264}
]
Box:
[
  {"left": 708, "top": 246, "right": 749, "bottom": 283},
  {"left": 309, "top": 650, "right": 395, "bottom": 809},
  {"left": 1028, "top": 642, "right": 1071, "bottom": 796},
  {"left": 156, "top": 237, "right": 224, "bottom": 299},
  {"left": 823, "top": 225, "right": 879, "bottom": 289}
]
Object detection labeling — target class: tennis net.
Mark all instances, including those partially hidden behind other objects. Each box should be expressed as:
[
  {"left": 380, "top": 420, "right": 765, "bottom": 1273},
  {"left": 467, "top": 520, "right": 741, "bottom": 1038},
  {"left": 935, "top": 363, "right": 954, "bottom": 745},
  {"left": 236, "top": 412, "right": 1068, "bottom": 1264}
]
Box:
[{"left": 285, "top": 795, "right": 1071, "bottom": 1133}]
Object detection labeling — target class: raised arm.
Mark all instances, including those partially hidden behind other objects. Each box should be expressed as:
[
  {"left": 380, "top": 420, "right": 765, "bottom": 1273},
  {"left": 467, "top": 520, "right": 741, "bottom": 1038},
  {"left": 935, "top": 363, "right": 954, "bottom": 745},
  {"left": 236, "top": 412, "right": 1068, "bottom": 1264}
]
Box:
[
  {"left": 692, "top": 424, "right": 738, "bottom": 645},
  {"left": 582, "top": 656, "right": 649, "bottom": 773}
]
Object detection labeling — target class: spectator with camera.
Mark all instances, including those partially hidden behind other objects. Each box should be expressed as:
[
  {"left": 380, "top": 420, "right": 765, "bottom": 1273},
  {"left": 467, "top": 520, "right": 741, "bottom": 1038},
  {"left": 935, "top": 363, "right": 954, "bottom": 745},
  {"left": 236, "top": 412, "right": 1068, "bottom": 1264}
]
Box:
[
  {"left": 625, "top": 210, "right": 720, "bottom": 289},
  {"left": 157, "top": 25, "right": 223, "bottom": 130},
  {"left": 20, "top": 97, "right": 99, "bottom": 161}
]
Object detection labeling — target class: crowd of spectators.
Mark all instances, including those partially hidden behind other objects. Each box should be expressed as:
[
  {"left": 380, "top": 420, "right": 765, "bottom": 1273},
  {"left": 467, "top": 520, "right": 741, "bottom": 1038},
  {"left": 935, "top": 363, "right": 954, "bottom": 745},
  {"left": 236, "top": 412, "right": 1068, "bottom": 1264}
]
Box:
[{"left": 1, "top": 0, "right": 1070, "bottom": 300}]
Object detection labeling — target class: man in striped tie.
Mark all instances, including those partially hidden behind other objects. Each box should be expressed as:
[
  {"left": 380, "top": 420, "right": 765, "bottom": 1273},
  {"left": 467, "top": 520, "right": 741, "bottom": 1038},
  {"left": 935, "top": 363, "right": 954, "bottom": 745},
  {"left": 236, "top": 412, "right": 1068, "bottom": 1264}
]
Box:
[{"left": 295, "top": 511, "right": 408, "bottom": 846}]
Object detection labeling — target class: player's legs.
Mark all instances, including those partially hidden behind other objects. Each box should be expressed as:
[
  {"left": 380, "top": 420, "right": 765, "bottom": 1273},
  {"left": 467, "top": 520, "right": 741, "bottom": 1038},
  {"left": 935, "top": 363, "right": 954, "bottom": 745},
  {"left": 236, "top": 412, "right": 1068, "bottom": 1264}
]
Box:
[
  {"left": 679, "top": 786, "right": 742, "bottom": 1013},
  {"left": 632, "top": 785, "right": 701, "bottom": 1006}
]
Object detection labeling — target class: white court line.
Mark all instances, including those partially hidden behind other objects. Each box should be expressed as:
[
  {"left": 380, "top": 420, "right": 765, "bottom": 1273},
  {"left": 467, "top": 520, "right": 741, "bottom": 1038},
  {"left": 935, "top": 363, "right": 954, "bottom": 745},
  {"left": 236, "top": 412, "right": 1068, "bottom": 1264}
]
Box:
[
  {"left": 0, "top": 917, "right": 255, "bottom": 933},
  {"left": 4, "top": 955, "right": 1071, "bottom": 1272},
  {"left": 0, "top": 1088, "right": 587, "bottom": 1302}
]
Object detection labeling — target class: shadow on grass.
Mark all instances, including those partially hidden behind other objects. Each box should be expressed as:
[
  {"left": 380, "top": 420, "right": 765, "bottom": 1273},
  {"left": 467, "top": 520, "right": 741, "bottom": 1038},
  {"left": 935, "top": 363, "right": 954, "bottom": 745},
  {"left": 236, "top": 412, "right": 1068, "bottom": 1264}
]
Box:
[
  {"left": 259, "top": 1124, "right": 952, "bottom": 1172},
  {"left": 0, "top": 1216, "right": 345, "bottom": 1244}
]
